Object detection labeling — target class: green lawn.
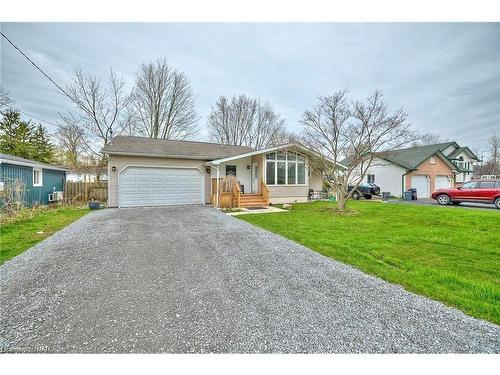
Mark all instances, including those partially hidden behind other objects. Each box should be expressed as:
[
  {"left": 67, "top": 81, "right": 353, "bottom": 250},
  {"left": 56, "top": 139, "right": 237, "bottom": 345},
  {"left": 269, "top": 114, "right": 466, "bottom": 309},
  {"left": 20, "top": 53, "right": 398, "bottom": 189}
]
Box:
[
  {"left": 238, "top": 201, "right": 500, "bottom": 324},
  {"left": 0, "top": 206, "right": 90, "bottom": 265}
]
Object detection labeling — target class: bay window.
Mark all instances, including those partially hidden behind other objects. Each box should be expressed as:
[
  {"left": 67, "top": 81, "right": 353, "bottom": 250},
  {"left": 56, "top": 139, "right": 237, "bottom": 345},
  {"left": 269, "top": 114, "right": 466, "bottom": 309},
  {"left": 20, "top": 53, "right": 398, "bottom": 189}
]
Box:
[{"left": 265, "top": 150, "right": 306, "bottom": 185}]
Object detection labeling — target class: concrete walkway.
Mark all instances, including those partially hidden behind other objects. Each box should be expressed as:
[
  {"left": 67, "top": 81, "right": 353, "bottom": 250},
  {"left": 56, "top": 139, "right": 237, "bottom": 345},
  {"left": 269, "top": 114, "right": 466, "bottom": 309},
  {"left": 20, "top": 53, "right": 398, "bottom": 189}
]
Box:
[{"left": 1, "top": 206, "right": 498, "bottom": 353}]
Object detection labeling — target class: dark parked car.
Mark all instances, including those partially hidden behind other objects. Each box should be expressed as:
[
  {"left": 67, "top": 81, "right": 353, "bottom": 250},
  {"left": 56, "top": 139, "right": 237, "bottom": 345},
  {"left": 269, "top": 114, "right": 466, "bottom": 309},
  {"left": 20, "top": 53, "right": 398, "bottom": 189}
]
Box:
[
  {"left": 431, "top": 179, "right": 500, "bottom": 209},
  {"left": 348, "top": 183, "right": 381, "bottom": 200}
]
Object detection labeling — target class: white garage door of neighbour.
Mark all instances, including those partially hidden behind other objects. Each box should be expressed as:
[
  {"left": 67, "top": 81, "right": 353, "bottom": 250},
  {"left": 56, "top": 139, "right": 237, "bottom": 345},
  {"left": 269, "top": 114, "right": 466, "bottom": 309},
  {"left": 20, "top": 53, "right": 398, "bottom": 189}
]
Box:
[
  {"left": 119, "top": 167, "right": 204, "bottom": 207},
  {"left": 411, "top": 175, "right": 430, "bottom": 198},
  {"left": 435, "top": 175, "right": 451, "bottom": 190}
]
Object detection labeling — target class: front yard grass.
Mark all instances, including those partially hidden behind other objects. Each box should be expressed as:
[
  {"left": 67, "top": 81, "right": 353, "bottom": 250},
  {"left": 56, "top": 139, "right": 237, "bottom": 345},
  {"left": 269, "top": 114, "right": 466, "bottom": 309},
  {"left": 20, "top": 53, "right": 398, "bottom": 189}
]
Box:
[
  {"left": 0, "top": 205, "right": 90, "bottom": 265},
  {"left": 238, "top": 201, "right": 500, "bottom": 324}
]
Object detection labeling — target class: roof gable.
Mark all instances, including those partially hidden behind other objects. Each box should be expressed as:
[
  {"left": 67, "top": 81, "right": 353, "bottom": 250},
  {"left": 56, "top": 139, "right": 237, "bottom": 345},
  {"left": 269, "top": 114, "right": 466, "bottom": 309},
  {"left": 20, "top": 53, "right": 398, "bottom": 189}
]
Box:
[
  {"left": 378, "top": 142, "right": 458, "bottom": 170},
  {"left": 446, "top": 146, "right": 479, "bottom": 161}
]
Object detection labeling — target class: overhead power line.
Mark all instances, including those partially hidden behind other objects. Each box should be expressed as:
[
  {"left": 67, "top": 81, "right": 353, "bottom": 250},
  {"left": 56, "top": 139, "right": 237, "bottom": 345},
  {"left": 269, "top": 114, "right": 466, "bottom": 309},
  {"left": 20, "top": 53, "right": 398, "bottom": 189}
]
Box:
[
  {"left": 0, "top": 31, "right": 75, "bottom": 104},
  {"left": 1, "top": 102, "right": 63, "bottom": 130}
]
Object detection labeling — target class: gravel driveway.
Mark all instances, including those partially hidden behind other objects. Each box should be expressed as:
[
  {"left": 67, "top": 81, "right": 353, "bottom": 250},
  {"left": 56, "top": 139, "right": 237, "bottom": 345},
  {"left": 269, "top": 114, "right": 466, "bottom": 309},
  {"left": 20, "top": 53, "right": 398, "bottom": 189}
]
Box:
[{"left": 1, "top": 206, "right": 498, "bottom": 353}]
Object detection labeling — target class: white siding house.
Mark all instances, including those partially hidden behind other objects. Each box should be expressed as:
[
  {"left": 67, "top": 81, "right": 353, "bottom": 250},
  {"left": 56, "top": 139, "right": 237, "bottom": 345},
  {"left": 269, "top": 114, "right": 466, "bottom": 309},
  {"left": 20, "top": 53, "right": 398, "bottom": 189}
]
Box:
[
  {"left": 363, "top": 158, "right": 407, "bottom": 197},
  {"left": 448, "top": 150, "right": 476, "bottom": 184}
]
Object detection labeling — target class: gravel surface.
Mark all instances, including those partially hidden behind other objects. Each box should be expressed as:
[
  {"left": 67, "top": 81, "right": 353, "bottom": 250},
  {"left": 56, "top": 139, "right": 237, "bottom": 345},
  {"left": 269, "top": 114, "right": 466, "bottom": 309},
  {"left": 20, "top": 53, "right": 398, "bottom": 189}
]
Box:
[{"left": 1, "top": 206, "right": 498, "bottom": 353}]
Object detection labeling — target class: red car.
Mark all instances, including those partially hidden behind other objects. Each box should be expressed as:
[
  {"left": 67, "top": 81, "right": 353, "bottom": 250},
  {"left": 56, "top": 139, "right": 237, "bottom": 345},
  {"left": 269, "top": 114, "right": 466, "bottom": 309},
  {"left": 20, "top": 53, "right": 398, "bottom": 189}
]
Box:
[{"left": 431, "top": 179, "right": 500, "bottom": 209}]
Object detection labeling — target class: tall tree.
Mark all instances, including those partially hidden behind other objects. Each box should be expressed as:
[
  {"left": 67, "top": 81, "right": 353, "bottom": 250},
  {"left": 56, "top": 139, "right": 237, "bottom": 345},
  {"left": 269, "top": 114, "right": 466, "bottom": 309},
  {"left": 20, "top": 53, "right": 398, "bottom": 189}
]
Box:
[
  {"left": 300, "top": 90, "right": 416, "bottom": 211},
  {"left": 55, "top": 114, "right": 86, "bottom": 166},
  {"left": 30, "top": 124, "right": 55, "bottom": 163},
  {"left": 0, "top": 109, "right": 55, "bottom": 163},
  {"left": 208, "top": 95, "right": 287, "bottom": 148},
  {"left": 0, "top": 86, "right": 12, "bottom": 111},
  {"left": 477, "top": 134, "right": 500, "bottom": 176},
  {"left": 66, "top": 67, "right": 129, "bottom": 177},
  {"left": 0, "top": 110, "right": 32, "bottom": 158},
  {"left": 66, "top": 68, "right": 128, "bottom": 153},
  {"left": 128, "top": 59, "right": 198, "bottom": 140},
  {"left": 411, "top": 132, "right": 447, "bottom": 147},
  {"left": 488, "top": 134, "right": 499, "bottom": 163}
]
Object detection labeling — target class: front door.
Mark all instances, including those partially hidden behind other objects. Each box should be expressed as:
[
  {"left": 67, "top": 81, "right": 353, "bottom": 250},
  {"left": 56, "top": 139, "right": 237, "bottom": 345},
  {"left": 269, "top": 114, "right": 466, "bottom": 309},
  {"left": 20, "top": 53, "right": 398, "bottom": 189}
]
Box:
[{"left": 251, "top": 161, "right": 259, "bottom": 193}]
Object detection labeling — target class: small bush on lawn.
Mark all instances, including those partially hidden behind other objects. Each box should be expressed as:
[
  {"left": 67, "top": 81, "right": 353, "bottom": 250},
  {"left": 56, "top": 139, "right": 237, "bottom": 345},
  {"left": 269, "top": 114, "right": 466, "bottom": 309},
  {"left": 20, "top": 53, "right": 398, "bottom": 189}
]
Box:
[{"left": 1, "top": 180, "right": 28, "bottom": 217}]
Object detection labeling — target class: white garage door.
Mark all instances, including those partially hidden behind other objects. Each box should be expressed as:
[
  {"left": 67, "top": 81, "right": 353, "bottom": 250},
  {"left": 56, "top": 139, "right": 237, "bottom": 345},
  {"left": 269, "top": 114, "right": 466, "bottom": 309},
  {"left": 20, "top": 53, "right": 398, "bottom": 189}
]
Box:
[
  {"left": 119, "top": 167, "right": 204, "bottom": 207},
  {"left": 411, "top": 175, "right": 430, "bottom": 198},
  {"left": 435, "top": 175, "right": 451, "bottom": 190}
]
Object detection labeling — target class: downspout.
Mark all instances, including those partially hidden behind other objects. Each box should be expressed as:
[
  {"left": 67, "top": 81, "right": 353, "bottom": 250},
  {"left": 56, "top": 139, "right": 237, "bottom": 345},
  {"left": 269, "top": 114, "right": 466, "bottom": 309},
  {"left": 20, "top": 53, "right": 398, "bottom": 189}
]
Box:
[{"left": 402, "top": 171, "right": 409, "bottom": 198}]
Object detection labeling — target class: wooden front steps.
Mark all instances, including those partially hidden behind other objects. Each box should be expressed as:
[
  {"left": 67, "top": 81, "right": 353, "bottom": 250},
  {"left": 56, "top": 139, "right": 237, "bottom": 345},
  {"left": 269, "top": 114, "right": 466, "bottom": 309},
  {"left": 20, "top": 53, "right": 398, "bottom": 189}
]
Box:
[{"left": 239, "top": 193, "right": 268, "bottom": 208}]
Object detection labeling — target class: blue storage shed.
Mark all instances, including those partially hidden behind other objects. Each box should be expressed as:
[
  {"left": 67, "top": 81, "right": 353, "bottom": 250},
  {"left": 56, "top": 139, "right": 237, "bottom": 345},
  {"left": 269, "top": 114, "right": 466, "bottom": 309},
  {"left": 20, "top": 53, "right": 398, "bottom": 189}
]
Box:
[{"left": 0, "top": 153, "right": 68, "bottom": 205}]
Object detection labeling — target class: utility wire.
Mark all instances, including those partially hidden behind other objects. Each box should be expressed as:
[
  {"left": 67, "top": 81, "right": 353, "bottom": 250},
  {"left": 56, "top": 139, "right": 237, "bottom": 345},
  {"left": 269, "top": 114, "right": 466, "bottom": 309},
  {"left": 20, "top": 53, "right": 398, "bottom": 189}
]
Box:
[
  {"left": 1, "top": 102, "right": 64, "bottom": 129},
  {"left": 0, "top": 31, "right": 75, "bottom": 104}
]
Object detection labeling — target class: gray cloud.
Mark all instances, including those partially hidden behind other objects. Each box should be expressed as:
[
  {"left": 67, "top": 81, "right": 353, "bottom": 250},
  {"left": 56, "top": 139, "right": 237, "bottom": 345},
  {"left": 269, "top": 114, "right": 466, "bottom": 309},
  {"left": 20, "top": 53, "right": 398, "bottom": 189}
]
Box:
[{"left": 1, "top": 23, "right": 499, "bottom": 155}]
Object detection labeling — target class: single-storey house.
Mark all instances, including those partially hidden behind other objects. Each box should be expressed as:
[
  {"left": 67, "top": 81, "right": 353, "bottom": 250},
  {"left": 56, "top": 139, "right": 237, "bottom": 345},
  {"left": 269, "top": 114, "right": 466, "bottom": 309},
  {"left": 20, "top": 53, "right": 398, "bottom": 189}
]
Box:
[
  {"left": 350, "top": 142, "right": 479, "bottom": 198},
  {"left": 0, "top": 153, "right": 68, "bottom": 205},
  {"left": 101, "top": 136, "right": 325, "bottom": 208}
]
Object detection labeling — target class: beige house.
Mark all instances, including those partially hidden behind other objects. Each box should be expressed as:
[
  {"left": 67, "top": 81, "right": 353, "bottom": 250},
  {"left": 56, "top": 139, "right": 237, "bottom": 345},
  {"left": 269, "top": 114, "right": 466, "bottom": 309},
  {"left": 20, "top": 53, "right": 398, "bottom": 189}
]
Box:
[{"left": 101, "top": 136, "right": 324, "bottom": 208}]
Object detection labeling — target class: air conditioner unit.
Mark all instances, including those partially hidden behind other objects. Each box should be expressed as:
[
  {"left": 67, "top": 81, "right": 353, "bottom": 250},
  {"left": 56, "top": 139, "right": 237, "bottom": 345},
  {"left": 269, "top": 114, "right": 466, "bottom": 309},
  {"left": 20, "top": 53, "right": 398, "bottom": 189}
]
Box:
[{"left": 48, "top": 191, "right": 64, "bottom": 202}]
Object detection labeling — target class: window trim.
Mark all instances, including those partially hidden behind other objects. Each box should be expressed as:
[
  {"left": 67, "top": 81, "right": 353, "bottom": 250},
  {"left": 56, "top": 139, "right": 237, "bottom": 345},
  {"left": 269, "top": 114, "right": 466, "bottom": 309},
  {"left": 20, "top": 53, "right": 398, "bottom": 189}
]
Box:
[
  {"left": 264, "top": 150, "right": 308, "bottom": 186},
  {"left": 367, "top": 174, "right": 375, "bottom": 183},
  {"left": 33, "top": 168, "right": 43, "bottom": 187}
]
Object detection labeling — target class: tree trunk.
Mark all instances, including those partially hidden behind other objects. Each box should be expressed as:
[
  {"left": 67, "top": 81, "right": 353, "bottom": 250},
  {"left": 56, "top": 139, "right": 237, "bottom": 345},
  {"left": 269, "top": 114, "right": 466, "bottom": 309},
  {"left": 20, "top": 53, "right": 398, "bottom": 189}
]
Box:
[{"left": 336, "top": 189, "right": 347, "bottom": 212}]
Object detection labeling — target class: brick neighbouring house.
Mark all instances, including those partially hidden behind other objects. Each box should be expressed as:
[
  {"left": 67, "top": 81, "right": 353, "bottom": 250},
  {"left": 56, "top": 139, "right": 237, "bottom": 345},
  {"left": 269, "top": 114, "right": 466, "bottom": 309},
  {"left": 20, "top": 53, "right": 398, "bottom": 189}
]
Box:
[{"left": 346, "top": 142, "right": 480, "bottom": 199}]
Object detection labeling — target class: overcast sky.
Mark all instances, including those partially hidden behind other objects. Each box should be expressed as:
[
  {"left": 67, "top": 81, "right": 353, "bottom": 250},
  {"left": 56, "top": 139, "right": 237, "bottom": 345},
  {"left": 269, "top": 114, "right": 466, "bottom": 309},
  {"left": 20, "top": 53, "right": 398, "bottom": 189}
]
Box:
[{"left": 1, "top": 23, "right": 499, "bottom": 156}]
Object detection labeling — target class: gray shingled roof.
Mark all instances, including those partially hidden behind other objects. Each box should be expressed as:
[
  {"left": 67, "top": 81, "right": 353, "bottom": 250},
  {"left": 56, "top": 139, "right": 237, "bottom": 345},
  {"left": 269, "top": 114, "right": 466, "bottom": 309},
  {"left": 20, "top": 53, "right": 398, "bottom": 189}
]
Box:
[
  {"left": 0, "top": 153, "right": 69, "bottom": 172},
  {"left": 379, "top": 142, "right": 457, "bottom": 169},
  {"left": 101, "top": 136, "right": 254, "bottom": 160},
  {"left": 447, "top": 146, "right": 479, "bottom": 160}
]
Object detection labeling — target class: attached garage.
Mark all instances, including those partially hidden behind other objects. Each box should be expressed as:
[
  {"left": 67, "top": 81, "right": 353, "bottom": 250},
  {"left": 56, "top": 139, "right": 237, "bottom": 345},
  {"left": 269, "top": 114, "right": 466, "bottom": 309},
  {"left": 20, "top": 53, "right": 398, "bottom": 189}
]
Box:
[
  {"left": 119, "top": 166, "right": 204, "bottom": 207},
  {"left": 435, "top": 175, "right": 451, "bottom": 190},
  {"left": 410, "top": 175, "right": 430, "bottom": 198}
]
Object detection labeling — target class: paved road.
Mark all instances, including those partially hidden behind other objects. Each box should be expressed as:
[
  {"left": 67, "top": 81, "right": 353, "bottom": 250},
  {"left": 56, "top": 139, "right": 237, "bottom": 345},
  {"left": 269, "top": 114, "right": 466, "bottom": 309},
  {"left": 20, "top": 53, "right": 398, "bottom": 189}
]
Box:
[
  {"left": 1, "top": 206, "right": 498, "bottom": 353},
  {"left": 394, "top": 198, "right": 498, "bottom": 211}
]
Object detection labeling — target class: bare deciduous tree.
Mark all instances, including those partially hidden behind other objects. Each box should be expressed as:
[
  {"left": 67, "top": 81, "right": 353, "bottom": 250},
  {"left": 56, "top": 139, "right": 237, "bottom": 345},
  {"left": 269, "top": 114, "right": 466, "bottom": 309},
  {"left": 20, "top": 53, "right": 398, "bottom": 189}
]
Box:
[
  {"left": 66, "top": 67, "right": 129, "bottom": 154},
  {"left": 488, "top": 134, "right": 499, "bottom": 164},
  {"left": 477, "top": 134, "right": 500, "bottom": 176},
  {"left": 208, "top": 95, "right": 287, "bottom": 148},
  {"left": 128, "top": 59, "right": 198, "bottom": 140},
  {"left": 300, "top": 90, "right": 416, "bottom": 211},
  {"left": 55, "top": 114, "right": 86, "bottom": 167},
  {"left": 66, "top": 67, "right": 129, "bottom": 178},
  {"left": 411, "top": 132, "right": 447, "bottom": 147},
  {"left": 0, "top": 86, "right": 12, "bottom": 111}
]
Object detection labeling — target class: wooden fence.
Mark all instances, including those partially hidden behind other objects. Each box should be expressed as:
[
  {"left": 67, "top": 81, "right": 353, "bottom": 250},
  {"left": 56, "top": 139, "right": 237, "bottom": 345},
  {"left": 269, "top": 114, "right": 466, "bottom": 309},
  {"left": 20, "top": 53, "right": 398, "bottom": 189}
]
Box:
[{"left": 64, "top": 182, "right": 108, "bottom": 202}]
